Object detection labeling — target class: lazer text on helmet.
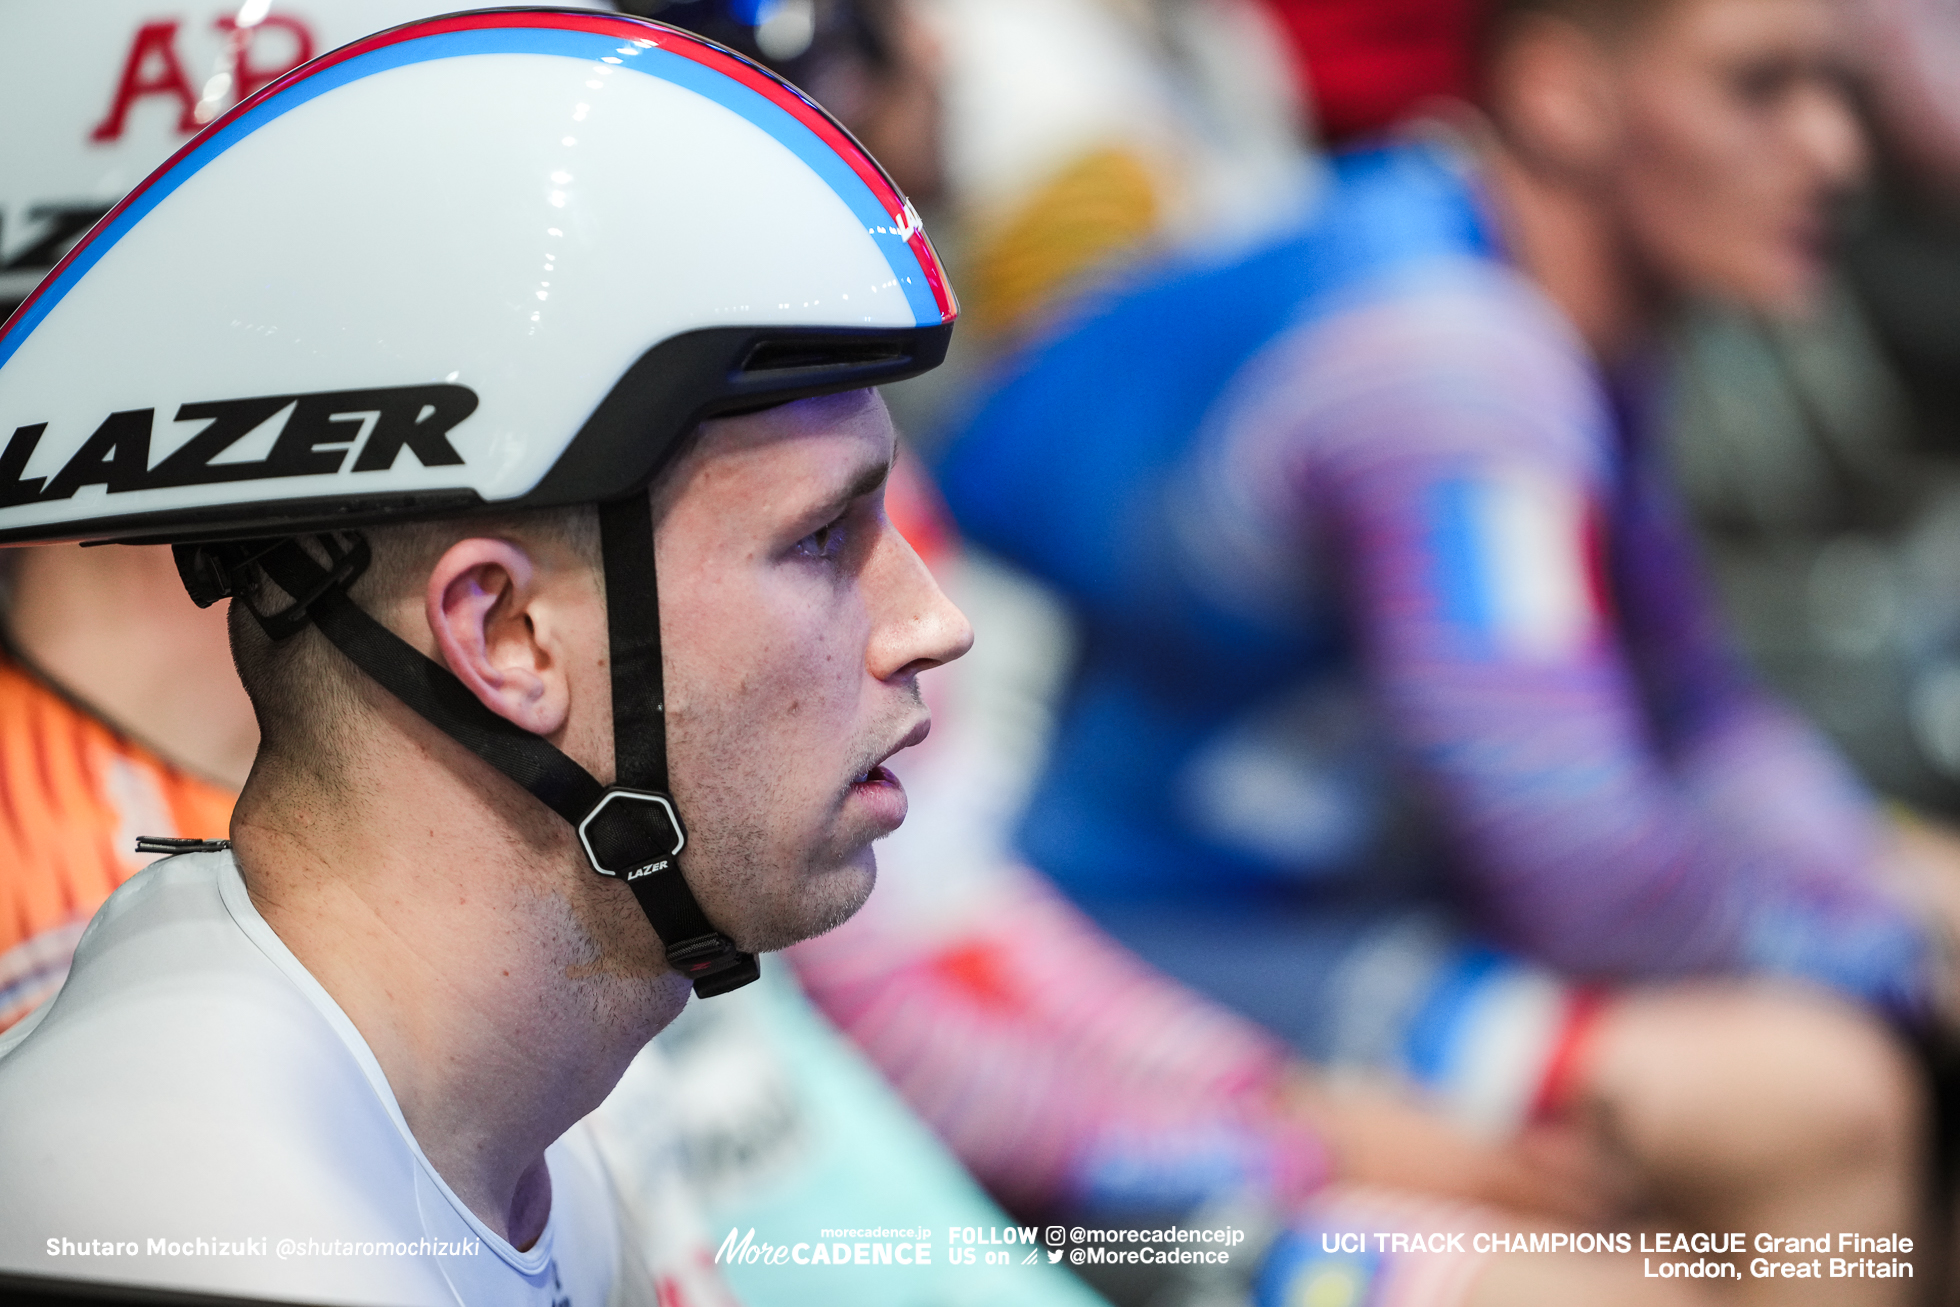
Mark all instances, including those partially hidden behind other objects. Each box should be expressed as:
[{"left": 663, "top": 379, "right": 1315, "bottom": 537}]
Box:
[{"left": 0, "top": 383, "right": 478, "bottom": 505}]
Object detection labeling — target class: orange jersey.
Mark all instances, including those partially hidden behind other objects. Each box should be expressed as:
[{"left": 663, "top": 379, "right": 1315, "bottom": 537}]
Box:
[{"left": 0, "top": 654, "right": 235, "bottom": 1030}]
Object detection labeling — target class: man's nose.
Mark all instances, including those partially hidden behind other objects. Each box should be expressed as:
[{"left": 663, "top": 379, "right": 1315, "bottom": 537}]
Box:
[
  {"left": 866, "top": 523, "right": 974, "bottom": 681},
  {"left": 1791, "top": 75, "right": 1866, "bottom": 192}
]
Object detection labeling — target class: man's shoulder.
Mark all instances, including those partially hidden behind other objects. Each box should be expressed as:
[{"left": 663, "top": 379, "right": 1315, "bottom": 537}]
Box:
[
  {"left": 0, "top": 853, "right": 623, "bottom": 1305},
  {"left": 1293, "top": 252, "right": 1585, "bottom": 380},
  {"left": 1, "top": 850, "right": 325, "bottom": 1060},
  {"left": 1218, "top": 255, "right": 1611, "bottom": 472},
  {"left": 0, "top": 853, "right": 418, "bottom": 1240}
]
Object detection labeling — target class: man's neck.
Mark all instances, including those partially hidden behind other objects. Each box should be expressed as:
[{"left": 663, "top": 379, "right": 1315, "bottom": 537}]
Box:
[
  {"left": 231, "top": 714, "right": 688, "bottom": 1248},
  {"left": 1480, "top": 140, "right": 1667, "bottom": 364},
  {"left": 6, "top": 544, "right": 259, "bottom": 788}
]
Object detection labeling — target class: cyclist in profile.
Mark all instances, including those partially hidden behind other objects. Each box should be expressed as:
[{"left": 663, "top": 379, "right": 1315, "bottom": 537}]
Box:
[{"left": 0, "top": 11, "right": 968, "bottom": 1302}]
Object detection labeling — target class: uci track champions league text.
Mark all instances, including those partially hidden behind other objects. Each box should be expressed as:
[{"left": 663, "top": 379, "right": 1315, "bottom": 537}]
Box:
[{"left": 1315, "top": 1228, "right": 1917, "bottom": 1284}]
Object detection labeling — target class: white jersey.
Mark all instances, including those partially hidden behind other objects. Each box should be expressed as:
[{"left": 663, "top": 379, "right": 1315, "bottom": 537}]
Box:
[{"left": 0, "top": 851, "right": 629, "bottom": 1306}]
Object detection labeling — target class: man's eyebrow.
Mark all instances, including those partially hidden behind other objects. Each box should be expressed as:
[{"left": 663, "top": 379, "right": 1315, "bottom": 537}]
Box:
[{"left": 818, "top": 456, "right": 892, "bottom": 517}]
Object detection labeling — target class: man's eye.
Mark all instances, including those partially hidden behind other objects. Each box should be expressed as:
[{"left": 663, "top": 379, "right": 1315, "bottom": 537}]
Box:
[
  {"left": 1730, "top": 59, "right": 1796, "bottom": 108},
  {"left": 795, "top": 522, "right": 848, "bottom": 559}
]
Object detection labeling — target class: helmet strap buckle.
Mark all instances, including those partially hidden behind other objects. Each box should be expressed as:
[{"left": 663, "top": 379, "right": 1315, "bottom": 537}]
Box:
[{"left": 240, "top": 533, "right": 372, "bottom": 641}]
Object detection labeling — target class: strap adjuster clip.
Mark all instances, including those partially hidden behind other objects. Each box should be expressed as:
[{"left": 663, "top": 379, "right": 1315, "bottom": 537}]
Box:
[
  {"left": 667, "top": 935, "right": 762, "bottom": 997},
  {"left": 234, "top": 534, "right": 373, "bottom": 641}
]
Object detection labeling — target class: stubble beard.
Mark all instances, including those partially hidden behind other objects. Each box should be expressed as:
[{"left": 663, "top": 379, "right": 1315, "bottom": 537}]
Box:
[
  {"left": 534, "top": 872, "right": 693, "bottom": 1046},
  {"left": 680, "top": 800, "right": 878, "bottom": 953}
]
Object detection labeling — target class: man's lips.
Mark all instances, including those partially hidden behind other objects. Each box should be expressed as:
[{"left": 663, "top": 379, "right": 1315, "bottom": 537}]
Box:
[
  {"left": 850, "top": 717, "right": 930, "bottom": 785},
  {"left": 845, "top": 717, "right": 930, "bottom": 830}
]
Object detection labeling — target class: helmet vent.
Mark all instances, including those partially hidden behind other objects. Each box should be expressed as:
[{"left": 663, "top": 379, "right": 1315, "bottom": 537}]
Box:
[{"left": 739, "top": 337, "right": 907, "bottom": 375}]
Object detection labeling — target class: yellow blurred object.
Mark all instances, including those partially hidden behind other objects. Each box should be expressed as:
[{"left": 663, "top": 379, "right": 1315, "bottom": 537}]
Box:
[
  {"left": 964, "top": 145, "right": 1161, "bottom": 340},
  {"left": 1297, "top": 1263, "right": 1366, "bottom": 1307}
]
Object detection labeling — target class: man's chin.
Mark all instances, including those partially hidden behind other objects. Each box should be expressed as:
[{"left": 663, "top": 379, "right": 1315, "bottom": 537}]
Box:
[
  {"left": 733, "top": 855, "right": 877, "bottom": 953},
  {"left": 1713, "top": 245, "right": 1827, "bottom": 322}
]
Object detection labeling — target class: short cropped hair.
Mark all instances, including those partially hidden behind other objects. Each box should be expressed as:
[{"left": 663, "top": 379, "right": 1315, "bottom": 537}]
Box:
[
  {"left": 1483, "top": 0, "right": 1673, "bottom": 35},
  {"left": 1479, "top": 0, "right": 1683, "bottom": 67},
  {"left": 227, "top": 503, "right": 600, "bottom": 787}
]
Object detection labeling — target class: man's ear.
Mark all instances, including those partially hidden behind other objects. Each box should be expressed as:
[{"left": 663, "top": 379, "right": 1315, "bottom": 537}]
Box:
[
  {"left": 1488, "top": 15, "right": 1623, "bottom": 177},
  {"left": 425, "top": 537, "right": 569, "bottom": 737}
]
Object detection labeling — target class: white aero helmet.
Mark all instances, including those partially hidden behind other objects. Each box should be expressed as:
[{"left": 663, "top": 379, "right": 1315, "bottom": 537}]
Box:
[{"left": 0, "top": 7, "right": 958, "bottom": 997}]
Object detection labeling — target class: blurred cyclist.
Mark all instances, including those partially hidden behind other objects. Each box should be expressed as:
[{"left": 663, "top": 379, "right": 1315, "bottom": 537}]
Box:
[{"left": 937, "top": 0, "right": 1931, "bottom": 1299}]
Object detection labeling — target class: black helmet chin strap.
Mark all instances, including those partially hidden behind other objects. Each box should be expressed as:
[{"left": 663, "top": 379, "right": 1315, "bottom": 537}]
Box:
[
  {"left": 591, "top": 493, "right": 760, "bottom": 997},
  {"left": 177, "top": 497, "right": 759, "bottom": 999}
]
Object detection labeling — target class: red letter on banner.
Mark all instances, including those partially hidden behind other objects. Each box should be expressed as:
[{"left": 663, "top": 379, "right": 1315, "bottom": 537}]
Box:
[{"left": 89, "top": 21, "right": 199, "bottom": 141}]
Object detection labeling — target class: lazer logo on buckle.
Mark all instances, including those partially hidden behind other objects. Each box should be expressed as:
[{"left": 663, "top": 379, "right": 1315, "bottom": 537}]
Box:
[
  {"left": 625, "top": 860, "right": 672, "bottom": 882},
  {"left": 0, "top": 383, "right": 478, "bottom": 506}
]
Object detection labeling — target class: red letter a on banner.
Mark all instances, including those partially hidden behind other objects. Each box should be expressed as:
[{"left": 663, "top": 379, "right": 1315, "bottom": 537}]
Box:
[{"left": 90, "top": 22, "right": 199, "bottom": 142}]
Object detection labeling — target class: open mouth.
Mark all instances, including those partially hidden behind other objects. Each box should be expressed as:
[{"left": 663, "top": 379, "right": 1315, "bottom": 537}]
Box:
[
  {"left": 851, "top": 719, "right": 930, "bottom": 790},
  {"left": 845, "top": 758, "right": 909, "bottom": 831}
]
